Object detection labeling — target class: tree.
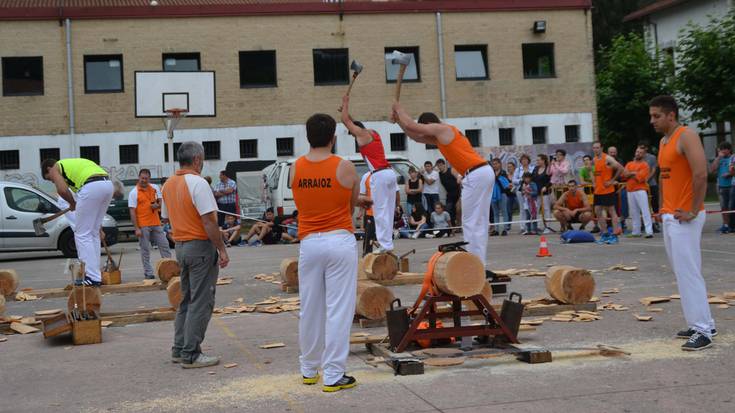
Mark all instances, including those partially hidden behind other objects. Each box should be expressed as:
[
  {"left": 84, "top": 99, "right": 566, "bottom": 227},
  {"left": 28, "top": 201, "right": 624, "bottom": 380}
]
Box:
[
  {"left": 596, "top": 33, "right": 671, "bottom": 159},
  {"left": 674, "top": 10, "right": 735, "bottom": 134}
]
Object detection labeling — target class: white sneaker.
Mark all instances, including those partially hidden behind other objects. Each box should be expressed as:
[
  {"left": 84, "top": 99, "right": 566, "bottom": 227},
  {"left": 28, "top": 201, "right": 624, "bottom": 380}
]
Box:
[
  {"left": 181, "top": 353, "right": 220, "bottom": 369},
  {"left": 542, "top": 228, "right": 552, "bottom": 234},
  {"left": 411, "top": 231, "right": 420, "bottom": 239},
  {"left": 374, "top": 247, "right": 393, "bottom": 254},
  {"left": 425, "top": 233, "right": 435, "bottom": 239}
]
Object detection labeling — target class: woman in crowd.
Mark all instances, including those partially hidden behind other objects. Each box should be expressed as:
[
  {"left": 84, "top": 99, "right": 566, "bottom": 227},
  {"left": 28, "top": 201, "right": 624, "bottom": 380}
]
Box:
[{"left": 532, "top": 154, "right": 553, "bottom": 234}]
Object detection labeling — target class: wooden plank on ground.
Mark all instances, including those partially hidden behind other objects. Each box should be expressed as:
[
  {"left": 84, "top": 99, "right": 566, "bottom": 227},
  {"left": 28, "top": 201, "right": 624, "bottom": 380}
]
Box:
[
  {"left": 372, "top": 272, "right": 424, "bottom": 286},
  {"left": 100, "top": 308, "right": 176, "bottom": 326},
  {"left": 20, "top": 281, "right": 165, "bottom": 300},
  {"left": 349, "top": 334, "right": 387, "bottom": 345}
]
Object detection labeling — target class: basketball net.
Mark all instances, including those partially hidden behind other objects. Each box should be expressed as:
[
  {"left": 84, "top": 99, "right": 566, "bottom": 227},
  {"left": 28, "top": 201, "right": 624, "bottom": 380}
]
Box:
[{"left": 164, "top": 108, "right": 188, "bottom": 138}]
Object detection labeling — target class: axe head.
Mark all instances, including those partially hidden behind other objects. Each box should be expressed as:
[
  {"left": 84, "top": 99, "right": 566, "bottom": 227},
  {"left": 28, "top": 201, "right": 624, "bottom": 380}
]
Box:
[
  {"left": 33, "top": 217, "right": 47, "bottom": 236},
  {"left": 350, "top": 59, "right": 364, "bottom": 75},
  {"left": 387, "top": 50, "right": 411, "bottom": 66}
]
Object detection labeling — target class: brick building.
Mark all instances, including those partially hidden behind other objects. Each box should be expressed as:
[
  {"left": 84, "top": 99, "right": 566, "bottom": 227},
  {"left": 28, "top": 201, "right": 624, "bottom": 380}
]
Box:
[{"left": 0, "top": 0, "right": 596, "bottom": 187}]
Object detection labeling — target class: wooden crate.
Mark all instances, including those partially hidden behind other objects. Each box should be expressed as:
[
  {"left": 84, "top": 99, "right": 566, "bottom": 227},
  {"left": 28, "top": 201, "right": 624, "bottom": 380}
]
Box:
[
  {"left": 400, "top": 257, "right": 410, "bottom": 273},
  {"left": 102, "top": 270, "right": 121, "bottom": 285},
  {"left": 72, "top": 319, "right": 102, "bottom": 345},
  {"left": 42, "top": 312, "right": 72, "bottom": 338}
]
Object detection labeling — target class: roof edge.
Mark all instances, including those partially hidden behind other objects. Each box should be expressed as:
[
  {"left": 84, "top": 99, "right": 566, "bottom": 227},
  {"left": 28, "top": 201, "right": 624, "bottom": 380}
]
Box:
[{"left": 623, "top": 0, "right": 691, "bottom": 22}]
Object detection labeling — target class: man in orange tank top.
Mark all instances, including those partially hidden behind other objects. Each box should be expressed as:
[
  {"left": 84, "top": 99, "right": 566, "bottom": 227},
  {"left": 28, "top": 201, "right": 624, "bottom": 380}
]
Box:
[
  {"left": 391, "top": 103, "right": 495, "bottom": 272},
  {"left": 592, "top": 141, "right": 624, "bottom": 244},
  {"left": 622, "top": 146, "right": 653, "bottom": 238},
  {"left": 290, "top": 114, "right": 366, "bottom": 392},
  {"left": 552, "top": 180, "right": 593, "bottom": 231},
  {"left": 128, "top": 168, "right": 172, "bottom": 279},
  {"left": 650, "top": 95, "right": 715, "bottom": 351}
]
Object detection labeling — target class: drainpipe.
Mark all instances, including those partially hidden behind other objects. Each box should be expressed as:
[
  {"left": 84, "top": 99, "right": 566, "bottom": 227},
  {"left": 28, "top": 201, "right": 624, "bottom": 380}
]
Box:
[
  {"left": 65, "top": 18, "right": 77, "bottom": 157},
  {"left": 435, "top": 12, "right": 447, "bottom": 118}
]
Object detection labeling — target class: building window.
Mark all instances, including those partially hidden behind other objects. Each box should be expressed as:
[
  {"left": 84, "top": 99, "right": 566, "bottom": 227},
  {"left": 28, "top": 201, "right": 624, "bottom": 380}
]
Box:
[
  {"left": 313, "top": 48, "right": 349, "bottom": 85},
  {"left": 201, "top": 140, "right": 220, "bottom": 160},
  {"left": 454, "top": 45, "right": 488, "bottom": 80},
  {"left": 532, "top": 127, "right": 547, "bottom": 144},
  {"left": 0, "top": 150, "right": 20, "bottom": 170},
  {"left": 565, "top": 125, "right": 580, "bottom": 143},
  {"left": 390, "top": 133, "right": 407, "bottom": 152},
  {"left": 80, "top": 146, "right": 100, "bottom": 164},
  {"left": 163, "top": 142, "right": 183, "bottom": 162},
  {"left": 276, "top": 137, "right": 294, "bottom": 157},
  {"left": 384, "top": 47, "right": 420, "bottom": 82},
  {"left": 465, "top": 129, "right": 481, "bottom": 147},
  {"left": 162, "top": 53, "right": 200, "bottom": 71},
  {"left": 239, "top": 50, "right": 277, "bottom": 88},
  {"left": 499, "top": 128, "right": 514, "bottom": 146},
  {"left": 84, "top": 54, "right": 123, "bottom": 93},
  {"left": 39, "top": 148, "right": 60, "bottom": 162},
  {"left": 239, "top": 139, "right": 258, "bottom": 158},
  {"left": 2, "top": 57, "right": 43, "bottom": 96},
  {"left": 119, "top": 144, "right": 139, "bottom": 164},
  {"left": 522, "top": 43, "right": 555, "bottom": 78}
]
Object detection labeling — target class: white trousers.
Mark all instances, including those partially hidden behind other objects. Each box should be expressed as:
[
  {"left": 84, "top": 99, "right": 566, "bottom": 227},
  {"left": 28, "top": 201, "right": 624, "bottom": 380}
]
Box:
[
  {"left": 370, "top": 169, "right": 397, "bottom": 251},
  {"left": 75, "top": 180, "right": 114, "bottom": 282},
  {"left": 662, "top": 211, "right": 715, "bottom": 338},
  {"left": 298, "top": 230, "right": 358, "bottom": 385},
  {"left": 627, "top": 190, "right": 653, "bottom": 236},
  {"left": 461, "top": 165, "right": 494, "bottom": 267}
]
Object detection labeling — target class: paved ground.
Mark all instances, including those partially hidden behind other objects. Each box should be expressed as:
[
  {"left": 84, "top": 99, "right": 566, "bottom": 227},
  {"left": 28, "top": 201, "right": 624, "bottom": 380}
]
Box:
[{"left": 1, "top": 211, "right": 734, "bottom": 413}]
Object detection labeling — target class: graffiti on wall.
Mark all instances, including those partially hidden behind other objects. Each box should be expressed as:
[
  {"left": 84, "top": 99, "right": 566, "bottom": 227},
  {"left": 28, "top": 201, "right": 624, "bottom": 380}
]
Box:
[{"left": 480, "top": 142, "right": 593, "bottom": 176}]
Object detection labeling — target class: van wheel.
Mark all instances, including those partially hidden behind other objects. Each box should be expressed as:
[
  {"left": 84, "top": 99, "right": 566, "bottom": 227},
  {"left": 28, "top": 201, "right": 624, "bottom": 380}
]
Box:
[{"left": 59, "top": 229, "right": 78, "bottom": 258}]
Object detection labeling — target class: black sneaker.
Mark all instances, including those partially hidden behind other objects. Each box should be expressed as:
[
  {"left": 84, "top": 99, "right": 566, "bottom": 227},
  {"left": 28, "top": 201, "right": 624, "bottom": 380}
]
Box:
[
  {"left": 82, "top": 277, "right": 101, "bottom": 287},
  {"left": 323, "top": 375, "right": 357, "bottom": 392},
  {"left": 591, "top": 226, "right": 600, "bottom": 234},
  {"left": 676, "top": 328, "right": 717, "bottom": 339},
  {"left": 501, "top": 230, "right": 508, "bottom": 236},
  {"left": 681, "top": 332, "right": 713, "bottom": 351}
]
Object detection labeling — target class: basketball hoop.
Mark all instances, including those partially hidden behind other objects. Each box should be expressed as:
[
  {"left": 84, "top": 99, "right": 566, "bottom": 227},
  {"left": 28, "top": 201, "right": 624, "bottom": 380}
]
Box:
[{"left": 164, "top": 108, "right": 188, "bottom": 138}]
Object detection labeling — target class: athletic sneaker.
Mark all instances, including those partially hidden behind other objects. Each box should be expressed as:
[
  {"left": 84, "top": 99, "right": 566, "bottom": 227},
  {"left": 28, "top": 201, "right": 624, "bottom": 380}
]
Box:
[
  {"left": 181, "top": 353, "right": 220, "bottom": 369},
  {"left": 323, "top": 375, "right": 357, "bottom": 392},
  {"left": 303, "top": 373, "right": 319, "bottom": 385},
  {"left": 681, "top": 332, "right": 713, "bottom": 351},
  {"left": 596, "top": 233, "right": 610, "bottom": 244},
  {"left": 425, "top": 233, "right": 435, "bottom": 239},
  {"left": 374, "top": 247, "right": 393, "bottom": 254},
  {"left": 81, "top": 277, "right": 101, "bottom": 287},
  {"left": 644, "top": 234, "right": 653, "bottom": 239},
  {"left": 542, "top": 228, "right": 552, "bottom": 235},
  {"left": 717, "top": 225, "right": 730, "bottom": 234},
  {"left": 605, "top": 235, "right": 619, "bottom": 245},
  {"left": 411, "top": 230, "right": 420, "bottom": 239},
  {"left": 171, "top": 351, "right": 183, "bottom": 364},
  {"left": 676, "top": 328, "right": 718, "bottom": 339}
]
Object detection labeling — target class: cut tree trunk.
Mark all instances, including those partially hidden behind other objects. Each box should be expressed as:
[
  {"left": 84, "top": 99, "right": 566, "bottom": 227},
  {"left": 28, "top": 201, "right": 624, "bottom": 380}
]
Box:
[
  {"left": 355, "top": 281, "right": 395, "bottom": 320},
  {"left": 363, "top": 253, "right": 398, "bottom": 281},
  {"left": 67, "top": 286, "right": 102, "bottom": 315},
  {"left": 357, "top": 258, "right": 368, "bottom": 280},
  {"left": 167, "top": 277, "right": 183, "bottom": 309},
  {"left": 0, "top": 269, "right": 19, "bottom": 296},
  {"left": 432, "top": 252, "right": 485, "bottom": 297},
  {"left": 156, "top": 259, "right": 180, "bottom": 283},
  {"left": 279, "top": 258, "right": 299, "bottom": 287},
  {"left": 545, "top": 265, "right": 595, "bottom": 304}
]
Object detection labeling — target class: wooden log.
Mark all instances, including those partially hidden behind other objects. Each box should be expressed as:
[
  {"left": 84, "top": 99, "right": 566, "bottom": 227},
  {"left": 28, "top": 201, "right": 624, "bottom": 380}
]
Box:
[
  {"left": 545, "top": 266, "right": 595, "bottom": 304},
  {"left": 357, "top": 258, "right": 368, "bottom": 280},
  {"left": 167, "top": 277, "right": 183, "bottom": 310},
  {"left": 0, "top": 295, "right": 5, "bottom": 315},
  {"left": 67, "top": 286, "right": 102, "bottom": 316},
  {"left": 0, "top": 269, "right": 19, "bottom": 296},
  {"left": 279, "top": 258, "right": 299, "bottom": 287},
  {"left": 155, "top": 258, "right": 180, "bottom": 283},
  {"left": 373, "top": 272, "right": 424, "bottom": 286},
  {"left": 432, "top": 251, "right": 485, "bottom": 297},
  {"left": 355, "top": 281, "right": 395, "bottom": 320},
  {"left": 363, "top": 253, "right": 398, "bottom": 281}
]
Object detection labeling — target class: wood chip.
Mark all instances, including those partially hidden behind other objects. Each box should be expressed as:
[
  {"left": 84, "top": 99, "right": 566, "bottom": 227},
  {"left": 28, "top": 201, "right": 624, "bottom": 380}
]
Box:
[
  {"left": 634, "top": 314, "right": 653, "bottom": 321},
  {"left": 670, "top": 294, "right": 680, "bottom": 299},
  {"left": 254, "top": 299, "right": 278, "bottom": 306},
  {"left": 424, "top": 357, "right": 466, "bottom": 367},
  {"left": 708, "top": 297, "right": 728, "bottom": 305},
  {"left": 34, "top": 309, "right": 63, "bottom": 316},
  {"left": 647, "top": 307, "right": 664, "bottom": 312},
  {"left": 600, "top": 288, "right": 620, "bottom": 294},
  {"left": 234, "top": 298, "right": 244, "bottom": 303},
  {"left": 20, "top": 317, "right": 37, "bottom": 325},
  {"left": 257, "top": 306, "right": 284, "bottom": 314},
  {"left": 259, "top": 342, "right": 285, "bottom": 349},
  {"left": 14, "top": 291, "right": 39, "bottom": 301},
  {"left": 101, "top": 321, "right": 113, "bottom": 327},
  {"left": 224, "top": 363, "right": 238, "bottom": 369},
  {"left": 142, "top": 279, "right": 158, "bottom": 286},
  {"left": 351, "top": 332, "right": 370, "bottom": 337},
  {"left": 207, "top": 371, "right": 216, "bottom": 375},
  {"left": 716, "top": 304, "right": 729, "bottom": 309},
  {"left": 606, "top": 264, "right": 638, "bottom": 271},
  {"left": 10, "top": 322, "right": 40, "bottom": 334},
  {"left": 520, "top": 318, "right": 545, "bottom": 326},
  {"left": 589, "top": 296, "right": 600, "bottom": 303},
  {"left": 216, "top": 277, "right": 233, "bottom": 285},
  {"left": 639, "top": 296, "right": 670, "bottom": 306},
  {"left": 723, "top": 292, "right": 735, "bottom": 300},
  {"left": 0, "top": 337, "right": 7, "bottom": 343}
]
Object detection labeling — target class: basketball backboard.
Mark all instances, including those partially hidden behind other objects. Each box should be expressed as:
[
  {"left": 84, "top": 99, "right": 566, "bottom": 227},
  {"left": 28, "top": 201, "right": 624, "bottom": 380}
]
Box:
[{"left": 134, "top": 71, "right": 216, "bottom": 117}]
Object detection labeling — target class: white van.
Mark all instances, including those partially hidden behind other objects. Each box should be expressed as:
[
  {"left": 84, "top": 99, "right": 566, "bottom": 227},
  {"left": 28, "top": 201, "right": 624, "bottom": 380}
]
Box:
[{"left": 263, "top": 156, "right": 420, "bottom": 217}]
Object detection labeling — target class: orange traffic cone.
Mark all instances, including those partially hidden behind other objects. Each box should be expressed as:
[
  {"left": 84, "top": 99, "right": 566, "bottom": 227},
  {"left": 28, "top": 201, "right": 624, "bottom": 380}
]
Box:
[{"left": 536, "top": 236, "right": 552, "bottom": 257}]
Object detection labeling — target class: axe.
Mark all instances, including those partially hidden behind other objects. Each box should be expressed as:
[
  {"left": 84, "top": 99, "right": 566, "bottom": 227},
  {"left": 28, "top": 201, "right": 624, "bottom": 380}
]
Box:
[
  {"left": 338, "top": 60, "right": 364, "bottom": 112},
  {"left": 387, "top": 50, "right": 412, "bottom": 102},
  {"left": 32, "top": 208, "right": 70, "bottom": 236}
]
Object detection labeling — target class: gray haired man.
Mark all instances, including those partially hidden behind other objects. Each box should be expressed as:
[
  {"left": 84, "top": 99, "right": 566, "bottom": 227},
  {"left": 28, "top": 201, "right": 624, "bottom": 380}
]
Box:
[{"left": 161, "top": 142, "right": 230, "bottom": 368}]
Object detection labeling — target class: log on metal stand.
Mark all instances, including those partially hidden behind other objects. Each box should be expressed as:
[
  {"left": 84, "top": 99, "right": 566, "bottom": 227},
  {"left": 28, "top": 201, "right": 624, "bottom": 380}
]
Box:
[
  {"left": 167, "top": 277, "right": 183, "bottom": 309},
  {"left": 356, "top": 281, "right": 395, "bottom": 320},
  {"left": 363, "top": 253, "right": 398, "bottom": 281},
  {"left": 155, "top": 259, "right": 180, "bottom": 283},
  {"left": 0, "top": 269, "right": 19, "bottom": 297},
  {"left": 432, "top": 251, "right": 485, "bottom": 297},
  {"left": 279, "top": 258, "right": 299, "bottom": 287},
  {"left": 545, "top": 265, "right": 595, "bottom": 304}
]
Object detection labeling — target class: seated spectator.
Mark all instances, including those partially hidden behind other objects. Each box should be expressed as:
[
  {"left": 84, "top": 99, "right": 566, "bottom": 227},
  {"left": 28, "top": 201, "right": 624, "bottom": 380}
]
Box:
[
  {"left": 409, "top": 204, "right": 430, "bottom": 239},
  {"left": 553, "top": 180, "right": 593, "bottom": 231},
  {"left": 220, "top": 214, "right": 242, "bottom": 247},
  {"left": 243, "top": 208, "right": 278, "bottom": 246},
  {"left": 281, "top": 210, "right": 299, "bottom": 243},
  {"left": 394, "top": 205, "right": 411, "bottom": 238},
  {"left": 520, "top": 172, "right": 539, "bottom": 235},
  {"left": 430, "top": 202, "right": 452, "bottom": 238}
]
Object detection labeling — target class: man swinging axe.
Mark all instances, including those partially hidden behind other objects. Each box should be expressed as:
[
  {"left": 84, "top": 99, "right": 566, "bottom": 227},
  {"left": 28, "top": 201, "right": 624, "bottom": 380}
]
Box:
[{"left": 41, "top": 158, "right": 114, "bottom": 286}]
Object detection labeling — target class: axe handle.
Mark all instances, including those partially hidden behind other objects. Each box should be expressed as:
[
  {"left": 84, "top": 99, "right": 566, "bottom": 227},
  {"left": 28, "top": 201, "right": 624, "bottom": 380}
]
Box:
[
  {"left": 338, "top": 73, "right": 359, "bottom": 112},
  {"left": 101, "top": 235, "right": 115, "bottom": 269},
  {"left": 394, "top": 64, "right": 407, "bottom": 102},
  {"left": 399, "top": 249, "right": 416, "bottom": 260},
  {"left": 41, "top": 208, "right": 70, "bottom": 224}
]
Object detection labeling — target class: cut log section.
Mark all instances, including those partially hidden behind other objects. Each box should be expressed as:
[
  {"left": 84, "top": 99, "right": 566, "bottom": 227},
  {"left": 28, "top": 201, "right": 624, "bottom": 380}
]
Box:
[
  {"left": 155, "top": 259, "right": 180, "bottom": 283},
  {"left": 167, "top": 277, "right": 183, "bottom": 309},
  {"left": 432, "top": 251, "right": 485, "bottom": 297},
  {"left": 355, "top": 281, "right": 395, "bottom": 320},
  {"left": 0, "top": 295, "right": 5, "bottom": 315},
  {"left": 545, "top": 266, "right": 595, "bottom": 304},
  {"left": 67, "top": 286, "right": 102, "bottom": 315},
  {"left": 358, "top": 258, "right": 368, "bottom": 280},
  {"left": 0, "top": 269, "right": 19, "bottom": 296},
  {"left": 363, "top": 253, "right": 398, "bottom": 281},
  {"left": 279, "top": 258, "right": 299, "bottom": 287}
]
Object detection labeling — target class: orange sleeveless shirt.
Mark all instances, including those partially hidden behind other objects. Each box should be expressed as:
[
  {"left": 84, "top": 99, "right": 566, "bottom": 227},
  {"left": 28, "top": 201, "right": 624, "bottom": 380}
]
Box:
[
  {"left": 292, "top": 155, "right": 354, "bottom": 239},
  {"left": 658, "top": 126, "right": 704, "bottom": 214},
  {"left": 162, "top": 170, "right": 209, "bottom": 242},
  {"left": 436, "top": 126, "right": 486, "bottom": 175},
  {"left": 593, "top": 153, "right": 615, "bottom": 195},
  {"left": 565, "top": 190, "right": 585, "bottom": 210},
  {"left": 134, "top": 185, "right": 161, "bottom": 228}
]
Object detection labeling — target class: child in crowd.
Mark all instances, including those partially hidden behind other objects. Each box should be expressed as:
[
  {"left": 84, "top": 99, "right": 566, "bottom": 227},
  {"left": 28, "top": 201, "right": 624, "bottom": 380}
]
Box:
[
  {"left": 520, "top": 172, "right": 539, "bottom": 235},
  {"left": 430, "top": 202, "right": 452, "bottom": 238},
  {"left": 394, "top": 205, "right": 410, "bottom": 239},
  {"left": 281, "top": 210, "right": 299, "bottom": 243},
  {"left": 220, "top": 214, "right": 242, "bottom": 247}
]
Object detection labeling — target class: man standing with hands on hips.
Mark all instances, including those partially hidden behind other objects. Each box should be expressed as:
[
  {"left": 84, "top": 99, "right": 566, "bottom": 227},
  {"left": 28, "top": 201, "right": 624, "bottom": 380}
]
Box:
[
  {"left": 129, "top": 168, "right": 172, "bottom": 279},
  {"left": 162, "top": 142, "right": 229, "bottom": 368},
  {"left": 651, "top": 95, "right": 715, "bottom": 351},
  {"left": 391, "top": 104, "right": 495, "bottom": 273}
]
